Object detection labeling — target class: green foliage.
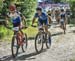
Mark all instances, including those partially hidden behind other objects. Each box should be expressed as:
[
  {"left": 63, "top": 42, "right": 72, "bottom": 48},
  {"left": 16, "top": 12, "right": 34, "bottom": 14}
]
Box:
[
  {"left": 20, "top": 0, "right": 37, "bottom": 18},
  {"left": 0, "top": 26, "right": 13, "bottom": 39},
  {"left": 53, "top": 0, "right": 61, "bottom": 3},
  {"left": 70, "top": 1, "right": 75, "bottom": 18}
]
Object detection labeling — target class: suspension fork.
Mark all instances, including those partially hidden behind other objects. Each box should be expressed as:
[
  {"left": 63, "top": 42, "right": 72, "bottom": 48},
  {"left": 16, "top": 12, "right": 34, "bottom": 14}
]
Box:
[{"left": 17, "top": 31, "right": 23, "bottom": 46}]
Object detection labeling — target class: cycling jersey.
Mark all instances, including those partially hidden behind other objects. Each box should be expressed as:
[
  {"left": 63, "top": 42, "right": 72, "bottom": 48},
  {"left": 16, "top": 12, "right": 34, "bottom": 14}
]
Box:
[
  {"left": 60, "top": 12, "right": 66, "bottom": 19},
  {"left": 34, "top": 12, "right": 48, "bottom": 25},
  {"left": 9, "top": 12, "right": 21, "bottom": 23},
  {"left": 60, "top": 12, "right": 66, "bottom": 25},
  {"left": 7, "top": 11, "right": 21, "bottom": 27}
]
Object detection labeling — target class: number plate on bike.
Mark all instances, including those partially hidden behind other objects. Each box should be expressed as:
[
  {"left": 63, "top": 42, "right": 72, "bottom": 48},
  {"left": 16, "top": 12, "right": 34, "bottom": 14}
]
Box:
[
  {"left": 13, "top": 27, "right": 19, "bottom": 31},
  {"left": 60, "top": 19, "right": 64, "bottom": 22}
]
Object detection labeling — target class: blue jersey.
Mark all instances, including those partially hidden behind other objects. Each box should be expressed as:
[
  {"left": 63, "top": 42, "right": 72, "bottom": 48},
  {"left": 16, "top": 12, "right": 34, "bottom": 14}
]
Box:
[
  {"left": 7, "top": 12, "right": 21, "bottom": 23},
  {"left": 60, "top": 12, "right": 66, "bottom": 19},
  {"left": 34, "top": 12, "right": 48, "bottom": 21}
]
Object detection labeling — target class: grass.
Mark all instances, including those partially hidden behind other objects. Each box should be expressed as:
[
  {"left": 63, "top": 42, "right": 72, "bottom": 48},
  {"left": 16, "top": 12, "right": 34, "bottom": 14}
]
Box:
[
  {"left": 0, "top": 25, "right": 38, "bottom": 41},
  {"left": 1, "top": 18, "right": 75, "bottom": 41},
  {"left": 0, "top": 19, "right": 38, "bottom": 41},
  {"left": 23, "top": 26, "right": 38, "bottom": 38}
]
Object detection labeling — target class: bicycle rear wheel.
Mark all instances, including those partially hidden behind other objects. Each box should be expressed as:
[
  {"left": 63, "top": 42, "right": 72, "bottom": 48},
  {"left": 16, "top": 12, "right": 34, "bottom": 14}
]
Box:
[
  {"left": 35, "top": 33, "right": 43, "bottom": 53},
  {"left": 62, "top": 24, "right": 66, "bottom": 34},
  {"left": 46, "top": 34, "right": 51, "bottom": 49},
  {"left": 11, "top": 36, "right": 19, "bottom": 58},
  {"left": 21, "top": 33, "right": 28, "bottom": 52}
]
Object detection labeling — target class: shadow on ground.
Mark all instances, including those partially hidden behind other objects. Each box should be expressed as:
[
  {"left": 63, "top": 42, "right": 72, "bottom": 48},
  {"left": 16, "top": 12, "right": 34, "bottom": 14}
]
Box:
[
  {"left": 52, "top": 32, "right": 63, "bottom": 37},
  {"left": 0, "top": 49, "right": 47, "bottom": 61}
]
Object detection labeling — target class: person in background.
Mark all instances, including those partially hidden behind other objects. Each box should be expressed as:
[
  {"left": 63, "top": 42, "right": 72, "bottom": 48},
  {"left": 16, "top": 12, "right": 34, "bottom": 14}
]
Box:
[
  {"left": 47, "top": 10, "right": 52, "bottom": 25},
  {"left": 55, "top": 9, "right": 60, "bottom": 24}
]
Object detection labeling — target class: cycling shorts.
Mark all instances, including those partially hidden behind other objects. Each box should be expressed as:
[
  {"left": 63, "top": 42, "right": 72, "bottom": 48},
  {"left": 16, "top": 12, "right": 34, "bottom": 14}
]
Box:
[
  {"left": 38, "top": 20, "right": 48, "bottom": 26},
  {"left": 13, "top": 22, "right": 20, "bottom": 27},
  {"left": 60, "top": 19, "right": 65, "bottom": 25}
]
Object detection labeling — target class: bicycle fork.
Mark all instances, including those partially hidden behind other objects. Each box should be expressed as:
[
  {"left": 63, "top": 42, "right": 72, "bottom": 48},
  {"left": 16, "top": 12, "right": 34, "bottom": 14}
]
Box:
[{"left": 17, "top": 33, "right": 24, "bottom": 46}]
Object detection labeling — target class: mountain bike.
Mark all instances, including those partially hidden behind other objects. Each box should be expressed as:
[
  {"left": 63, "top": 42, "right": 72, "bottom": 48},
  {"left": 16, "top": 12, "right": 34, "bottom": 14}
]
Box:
[
  {"left": 32, "top": 25, "right": 51, "bottom": 53},
  {"left": 6, "top": 26, "right": 28, "bottom": 58}
]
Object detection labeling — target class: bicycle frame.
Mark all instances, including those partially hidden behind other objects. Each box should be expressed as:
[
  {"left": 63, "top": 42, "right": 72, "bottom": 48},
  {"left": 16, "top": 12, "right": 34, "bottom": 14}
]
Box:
[{"left": 13, "top": 28, "right": 24, "bottom": 46}]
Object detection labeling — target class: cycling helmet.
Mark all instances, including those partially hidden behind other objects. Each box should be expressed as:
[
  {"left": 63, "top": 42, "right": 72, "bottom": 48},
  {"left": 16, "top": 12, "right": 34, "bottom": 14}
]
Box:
[
  {"left": 9, "top": 4, "right": 16, "bottom": 11},
  {"left": 36, "top": 7, "right": 42, "bottom": 11},
  {"left": 61, "top": 9, "right": 64, "bottom": 12},
  {"left": 47, "top": 10, "right": 51, "bottom": 14}
]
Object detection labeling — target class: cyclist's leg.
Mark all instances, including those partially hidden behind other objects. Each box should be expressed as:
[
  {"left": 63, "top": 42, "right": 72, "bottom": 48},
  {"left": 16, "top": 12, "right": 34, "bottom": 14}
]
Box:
[
  {"left": 48, "top": 16, "right": 52, "bottom": 24},
  {"left": 60, "top": 19, "right": 64, "bottom": 29},
  {"left": 64, "top": 20, "right": 67, "bottom": 30},
  {"left": 44, "top": 20, "right": 51, "bottom": 34},
  {"left": 57, "top": 17, "right": 60, "bottom": 24},
  {"left": 18, "top": 22, "right": 25, "bottom": 38},
  {"left": 44, "top": 20, "right": 51, "bottom": 43},
  {"left": 44, "top": 25, "right": 51, "bottom": 36}
]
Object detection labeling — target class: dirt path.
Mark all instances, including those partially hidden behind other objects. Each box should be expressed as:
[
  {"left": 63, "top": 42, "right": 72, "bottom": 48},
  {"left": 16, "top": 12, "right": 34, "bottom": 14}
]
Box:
[{"left": 0, "top": 25, "right": 75, "bottom": 61}]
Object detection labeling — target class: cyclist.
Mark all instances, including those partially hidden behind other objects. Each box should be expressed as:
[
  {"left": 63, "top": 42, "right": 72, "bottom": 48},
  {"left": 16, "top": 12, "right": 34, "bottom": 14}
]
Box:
[
  {"left": 66, "top": 9, "right": 71, "bottom": 24},
  {"left": 59, "top": 9, "right": 67, "bottom": 32},
  {"left": 32, "top": 7, "right": 51, "bottom": 43},
  {"left": 55, "top": 9, "right": 60, "bottom": 24},
  {"left": 47, "top": 10, "right": 52, "bottom": 24},
  {"left": 5, "top": 4, "right": 26, "bottom": 39}
]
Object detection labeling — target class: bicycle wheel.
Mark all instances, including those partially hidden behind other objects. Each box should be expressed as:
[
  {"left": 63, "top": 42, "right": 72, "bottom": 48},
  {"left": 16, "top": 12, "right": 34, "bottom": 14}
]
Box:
[
  {"left": 46, "top": 34, "right": 51, "bottom": 49},
  {"left": 64, "top": 28, "right": 66, "bottom": 34},
  {"left": 63, "top": 24, "right": 66, "bottom": 34},
  {"left": 11, "top": 36, "right": 19, "bottom": 58},
  {"left": 21, "top": 33, "right": 28, "bottom": 52},
  {"left": 35, "top": 33, "right": 43, "bottom": 53}
]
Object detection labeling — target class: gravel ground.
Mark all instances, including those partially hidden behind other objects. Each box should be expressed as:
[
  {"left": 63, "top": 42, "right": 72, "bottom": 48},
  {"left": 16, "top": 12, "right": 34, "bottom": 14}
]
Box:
[{"left": 0, "top": 24, "right": 75, "bottom": 61}]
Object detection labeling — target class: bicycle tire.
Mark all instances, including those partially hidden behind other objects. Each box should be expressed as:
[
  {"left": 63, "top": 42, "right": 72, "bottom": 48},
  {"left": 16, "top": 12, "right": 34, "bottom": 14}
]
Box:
[
  {"left": 63, "top": 24, "right": 66, "bottom": 34},
  {"left": 35, "top": 33, "right": 43, "bottom": 53},
  {"left": 11, "top": 36, "right": 19, "bottom": 58}
]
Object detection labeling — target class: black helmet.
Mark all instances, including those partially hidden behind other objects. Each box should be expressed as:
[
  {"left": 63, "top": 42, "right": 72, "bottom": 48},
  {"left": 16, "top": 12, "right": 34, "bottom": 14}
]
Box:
[
  {"left": 36, "top": 7, "right": 42, "bottom": 11},
  {"left": 61, "top": 9, "right": 64, "bottom": 12}
]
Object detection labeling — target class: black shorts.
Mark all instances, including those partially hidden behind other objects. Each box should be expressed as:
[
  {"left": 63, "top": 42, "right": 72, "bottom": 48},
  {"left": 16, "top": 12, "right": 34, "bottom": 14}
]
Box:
[
  {"left": 38, "top": 20, "right": 48, "bottom": 26},
  {"left": 13, "top": 22, "right": 20, "bottom": 27}
]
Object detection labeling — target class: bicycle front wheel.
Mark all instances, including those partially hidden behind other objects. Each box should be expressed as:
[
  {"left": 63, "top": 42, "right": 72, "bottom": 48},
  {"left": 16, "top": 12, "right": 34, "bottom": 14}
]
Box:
[
  {"left": 11, "top": 36, "right": 19, "bottom": 58},
  {"left": 35, "top": 33, "right": 43, "bottom": 53}
]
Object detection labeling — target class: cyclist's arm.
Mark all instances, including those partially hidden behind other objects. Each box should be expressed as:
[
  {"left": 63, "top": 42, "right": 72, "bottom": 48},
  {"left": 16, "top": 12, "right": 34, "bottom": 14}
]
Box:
[
  {"left": 21, "top": 14, "right": 26, "bottom": 26},
  {"left": 5, "top": 16, "right": 9, "bottom": 25},
  {"left": 32, "top": 13, "right": 37, "bottom": 25},
  {"left": 32, "top": 17, "right": 36, "bottom": 25},
  {"left": 21, "top": 14, "right": 26, "bottom": 22}
]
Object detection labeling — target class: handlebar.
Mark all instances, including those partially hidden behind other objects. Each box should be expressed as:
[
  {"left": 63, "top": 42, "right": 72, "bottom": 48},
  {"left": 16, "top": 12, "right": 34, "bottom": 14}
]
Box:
[{"left": 4, "top": 24, "right": 28, "bottom": 30}]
